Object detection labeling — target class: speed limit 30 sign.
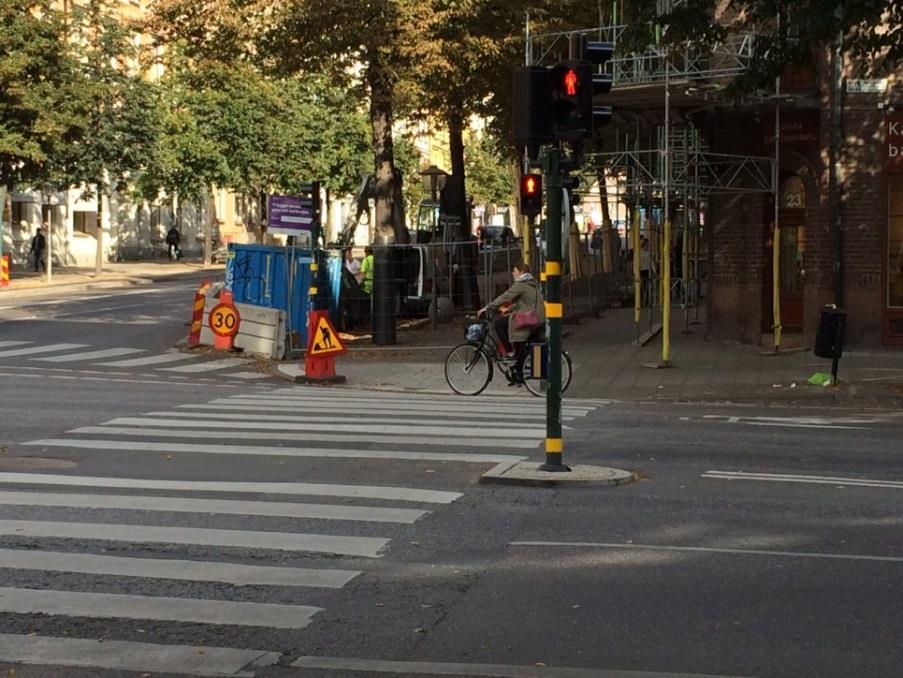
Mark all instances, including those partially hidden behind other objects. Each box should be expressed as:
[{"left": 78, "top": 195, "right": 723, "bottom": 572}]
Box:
[{"left": 209, "top": 302, "right": 241, "bottom": 337}]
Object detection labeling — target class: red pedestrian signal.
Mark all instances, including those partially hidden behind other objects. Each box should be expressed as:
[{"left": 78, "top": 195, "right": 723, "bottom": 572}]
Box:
[
  {"left": 520, "top": 173, "right": 543, "bottom": 218},
  {"left": 563, "top": 68, "right": 579, "bottom": 96}
]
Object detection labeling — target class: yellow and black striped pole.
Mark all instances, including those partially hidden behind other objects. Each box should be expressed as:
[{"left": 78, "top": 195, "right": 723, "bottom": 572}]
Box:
[{"left": 540, "top": 148, "right": 569, "bottom": 472}]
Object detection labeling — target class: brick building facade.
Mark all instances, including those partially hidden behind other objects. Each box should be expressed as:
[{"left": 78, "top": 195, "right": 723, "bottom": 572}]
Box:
[{"left": 705, "top": 57, "right": 901, "bottom": 349}]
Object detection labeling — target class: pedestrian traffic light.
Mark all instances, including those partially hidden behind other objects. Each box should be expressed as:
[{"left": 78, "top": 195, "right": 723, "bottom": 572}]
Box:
[
  {"left": 550, "top": 60, "right": 592, "bottom": 142},
  {"left": 520, "top": 173, "right": 543, "bottom": 218},
  {"left": 585, "top": 41, "right": 615, "bottom": 133}
]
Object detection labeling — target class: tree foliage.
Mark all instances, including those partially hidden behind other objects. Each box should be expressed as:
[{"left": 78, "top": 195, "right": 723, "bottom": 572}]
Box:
[
  {"left": 0, "top": 0, "right": 83, "bottom": 189},
  {"left": 465, "top": 131, "right": 514, "bottom": 207},
  {"left": 52, "top": 0, "right": 161, "bottom": 195}
]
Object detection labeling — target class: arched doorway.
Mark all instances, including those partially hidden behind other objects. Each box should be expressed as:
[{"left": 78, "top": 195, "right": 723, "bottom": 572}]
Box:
[{"left": 763, "top": 175, "right": 806, "bottom": 332}]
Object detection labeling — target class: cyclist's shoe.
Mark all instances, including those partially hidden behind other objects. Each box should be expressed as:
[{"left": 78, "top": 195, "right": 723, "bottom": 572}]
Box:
[{"left": 506, "top": 371, "right": 524, "bottom": 386}]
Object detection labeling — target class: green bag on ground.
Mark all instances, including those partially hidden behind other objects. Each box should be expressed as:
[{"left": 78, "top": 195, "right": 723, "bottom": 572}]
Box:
[{"left": 807, "top": 372, "right": 834, "bottom": 387}]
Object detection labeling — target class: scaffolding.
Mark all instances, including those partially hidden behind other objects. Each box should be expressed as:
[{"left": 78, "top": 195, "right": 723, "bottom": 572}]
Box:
[{"left": 526, "top": 18, "right": 780, "bottom": 364}]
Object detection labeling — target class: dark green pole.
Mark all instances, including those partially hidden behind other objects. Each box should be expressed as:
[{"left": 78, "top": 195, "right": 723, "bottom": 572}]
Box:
[{"left": 540, "top": 148, "right": 568, "bottom": 472}]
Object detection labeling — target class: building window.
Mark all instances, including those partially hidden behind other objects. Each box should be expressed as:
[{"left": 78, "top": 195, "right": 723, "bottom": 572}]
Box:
[
  {"left": 73, "top": 211, "right": 92, "bottom": 233},
  {"left": 11, "top": 201, "right": 26, "bottom": 226},
  {"left": 889, "top": 175, "right": 903, "bottom": 308}
]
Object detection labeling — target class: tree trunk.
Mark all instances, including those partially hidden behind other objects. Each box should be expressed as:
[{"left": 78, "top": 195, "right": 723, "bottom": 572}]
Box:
[
  {"left": 598, "top": 170, "right": 613, "bottom": 274},
  {"left": 95, "top": 182, "right": 105, "bottom": 277},
  {"left": 368, "top": 55, "right": 399, "bottom": 345},
  {"left": 445, "top": 108, "right": 480, "bottom": 310},
  {"left": 368, "top": 60, "right": 400, "bottom": 247}
]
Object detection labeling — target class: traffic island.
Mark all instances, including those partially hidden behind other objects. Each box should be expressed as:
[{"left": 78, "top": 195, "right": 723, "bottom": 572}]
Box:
[{"left": 480, "top": 461, "right": 637, "bottom": 487}]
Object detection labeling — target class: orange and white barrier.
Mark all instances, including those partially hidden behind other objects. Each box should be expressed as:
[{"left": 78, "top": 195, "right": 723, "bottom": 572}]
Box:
[
  {"left": 187, "top": 280, "right": 211, "bottom": 345},
  {"left": 1, "top": 255, "right": 9, "bottom": 288}
]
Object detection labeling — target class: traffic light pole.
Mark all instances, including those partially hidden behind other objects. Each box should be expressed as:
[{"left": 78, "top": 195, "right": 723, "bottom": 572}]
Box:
[{"left": 540, "top": 148, "right": 568, "bottom": 472}]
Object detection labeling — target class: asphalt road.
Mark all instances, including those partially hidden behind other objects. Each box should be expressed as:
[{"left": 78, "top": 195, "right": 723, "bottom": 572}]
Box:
[{"left": 0, "top": 281, "right": 901, "bottom": 678}]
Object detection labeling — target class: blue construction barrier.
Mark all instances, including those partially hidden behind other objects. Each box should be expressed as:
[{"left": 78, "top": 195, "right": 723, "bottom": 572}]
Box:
[{"left": 225, "top": 244, "right": 313, "bottom": 348}]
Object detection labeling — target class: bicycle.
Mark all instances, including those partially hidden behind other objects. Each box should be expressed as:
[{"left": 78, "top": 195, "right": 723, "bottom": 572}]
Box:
[{"left": 444, "top": 315, "right": 573, "bottom": 397}]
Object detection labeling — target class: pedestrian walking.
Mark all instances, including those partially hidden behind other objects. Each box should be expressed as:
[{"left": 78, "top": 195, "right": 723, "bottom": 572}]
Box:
[
  {"left": 639, "top": 237, "right": 654, "bottom": 307},
  {"left": 29, "top": 227, "right": 46, "bottom": 272},
  {"left": 165, "top": 226, "right": 182, "bottom": 261},
  {"left": 360, "top": 246, "right": 374, "bottom": 295}
]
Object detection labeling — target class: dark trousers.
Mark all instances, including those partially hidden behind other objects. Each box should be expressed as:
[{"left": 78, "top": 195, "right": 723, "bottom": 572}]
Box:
[
  {"left": 33, "top": 251, "right": 45, "bottom": 272},
  {"left": 494, "top": 315, "right": 529, "bottom": 381}
]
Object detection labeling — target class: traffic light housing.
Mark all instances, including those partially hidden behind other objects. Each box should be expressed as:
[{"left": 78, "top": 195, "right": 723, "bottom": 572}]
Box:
[{"left": 520, "top": 173, "right": 543, "bottom": 218}]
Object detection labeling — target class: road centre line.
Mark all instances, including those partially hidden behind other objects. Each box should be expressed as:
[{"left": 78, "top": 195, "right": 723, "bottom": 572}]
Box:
[
  {"left": 0, "top": 340, "right": 30, "bottom": 348},
  {"left": 25, "top": 438, "right": 525, "bottom": 464},
  {"left": 178, "top": 402, "right": 569, "bottom": 421},
  {"left": 106, "top": 416, "right": 544, "bottom": 439},
  {"left": 702, "top": 470, "right": 903, "bottom": 489},
  {"left": 0, "top": 548, "right": 359, "bottom": 588},
  {"left": 0, "top": 634, "right": 278, "bottom": 677},
  {"left": 0, "top": 587, "right": 320, "bottom": 629},
  {"left": 290, "top": 656, "right": 741, "bottom": 678},
  {"left": 0, "top": 342, "right": 87, "bottom": 358},
  {"left": 70, "top": 425, "right": 540, "bottom": 449},
  {"left": 0, "top": 519, "right": 388, "bottom": 557},
  {"left": 509, "top": 541, "right": 903, "bottom": 563},
  {"left": 0, "top": 473, "right": 462, "bottom": 503},
  {"left": 0, "top": 491, "right": 428, "bottom": 524}
]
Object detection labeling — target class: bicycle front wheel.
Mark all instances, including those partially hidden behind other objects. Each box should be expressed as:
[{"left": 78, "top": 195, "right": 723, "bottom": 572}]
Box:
[
  {"left": 523, "top": 349, "right": 573, "bottom": 397},
  {"left": 444, "top": 343, "right": 492, "bottom": 396}
]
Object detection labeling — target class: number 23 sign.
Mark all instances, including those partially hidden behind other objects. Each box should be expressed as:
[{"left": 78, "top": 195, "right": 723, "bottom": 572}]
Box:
[{"left": 209, "top": 302, "right": 241, "bottom": 337}]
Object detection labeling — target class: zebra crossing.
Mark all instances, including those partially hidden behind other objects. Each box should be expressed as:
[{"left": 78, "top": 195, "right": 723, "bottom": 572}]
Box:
[
  {"left": 0, "top": 386, "right": 604, "bottom": 676},
  {"left": 0, "top": 339, "right": 270, "bottom": 381}
]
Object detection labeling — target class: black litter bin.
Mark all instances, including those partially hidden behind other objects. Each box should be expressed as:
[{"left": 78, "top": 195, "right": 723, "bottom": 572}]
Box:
[
  {"left": 813, "top": 306, "right": 847, "bottom": 359},
  {"left": 813, "top": 305, "right": 846, "bottom": 383}
]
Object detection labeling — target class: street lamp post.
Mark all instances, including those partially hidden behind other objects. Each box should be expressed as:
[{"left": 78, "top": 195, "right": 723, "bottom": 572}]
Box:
[{"left": 420, "top": 165, "right": 449, "bottom": 330}]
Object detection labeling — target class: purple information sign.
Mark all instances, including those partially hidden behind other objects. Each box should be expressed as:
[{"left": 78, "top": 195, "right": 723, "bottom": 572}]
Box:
[{"left": 267, "top": 195, "right": 313, "bottom": 235}]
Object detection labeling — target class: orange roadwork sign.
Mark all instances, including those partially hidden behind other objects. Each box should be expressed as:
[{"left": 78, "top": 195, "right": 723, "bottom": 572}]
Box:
[
  {"left": 307, "top": 313, "right": 346, "bottom": 357},
  {"left": 209, "top": 302, "right": 241, "bottom": 337}
]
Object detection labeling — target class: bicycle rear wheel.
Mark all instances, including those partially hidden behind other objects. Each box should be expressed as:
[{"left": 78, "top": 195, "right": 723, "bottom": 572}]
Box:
[
  {"left": 444, "top": 343, "right": 492, "bottom": 396},
  {"left": 523, "top": 349, "right": 573, "bottom": 397}
]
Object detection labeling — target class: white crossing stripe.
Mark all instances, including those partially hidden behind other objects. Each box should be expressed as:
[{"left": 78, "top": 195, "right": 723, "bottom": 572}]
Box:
[
  {"left": 268, "top": 387, "right": 601, "bottom": 409},
  {"left": 702, "top": 470, "right": 903, "bottom": 489},
  {"left": 0, "top": 473, "right": 462, "bottom": 504},
  {"left": 0, "top": 342, "right": 87, "bottom": 358},
  {"left": 26, "top": 438, "right": 526, "bottom": 463},
  {"left": 105, "top": 416, "right": 543, "bottom": 439},
  {"left": 70, "top": 425, "right": 539, "bottom": 449},
  {"left": 0, "top": 340, "right": 30, "bottom": 348},
  {"left": 226, "top": 371, "right": 268, "bottom": 379},
  {"left": 0, "top": 634, "right": 279, "bottom": 677},
  {"left": 290, "top": 655, "right": 730, "bottom": 677},
  {"left": 0, "top": 519, "right": 389, "bottom": 557},
  {"left": 159, "top": 358, "right": 246, "bottom": 373},
  {"left": 98, "top": 352, "right": 198, "bottom": 367},
  {"left": 0, "top": 548, "right": 359, "bottom": 588},
  {"left": 0, "top": 491, "right": 429, "bottom": 524},
  {"left": 32, "top": 347, "right": 145, "bottom": 363},
  {"left": 193, "top": 400, "right": 572, "bottom": 421},
  {"left": 0, "top": 587, "right": 321, "bottom": 629},
  {"left": 231, "top": 393, "right": 594, "bottom": 416}
]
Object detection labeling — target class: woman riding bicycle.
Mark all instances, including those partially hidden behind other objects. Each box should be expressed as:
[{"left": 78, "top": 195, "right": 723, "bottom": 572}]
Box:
[{"left": 477, "top": 262, "right": 545, "bottom": 384}]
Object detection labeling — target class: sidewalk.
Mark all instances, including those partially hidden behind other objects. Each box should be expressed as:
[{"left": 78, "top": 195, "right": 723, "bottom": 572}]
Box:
[
  {"left": 278, "top": 308, "right": 903, "bottom": 408},
  {"left": 1, "top": 260, "right": 224, "bottom": 296}
]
